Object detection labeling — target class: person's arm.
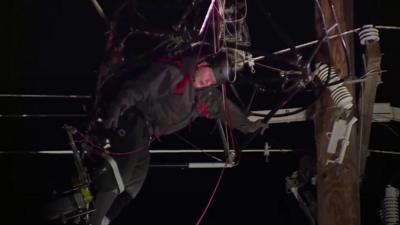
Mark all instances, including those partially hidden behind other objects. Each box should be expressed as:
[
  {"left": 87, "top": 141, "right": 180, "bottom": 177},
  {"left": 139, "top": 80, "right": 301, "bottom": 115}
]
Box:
[
  {"left": 199, "top": 88, "right": 268, "bottom": 134},
  {"left": 103, "top": 63, "right": 183, "bottom": 129}
]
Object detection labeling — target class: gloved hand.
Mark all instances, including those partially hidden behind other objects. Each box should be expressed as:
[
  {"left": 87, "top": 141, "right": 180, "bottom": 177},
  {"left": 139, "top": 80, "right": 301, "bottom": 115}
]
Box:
[{"left": 248, "top": 119, "right": 269, "bottom": 135}]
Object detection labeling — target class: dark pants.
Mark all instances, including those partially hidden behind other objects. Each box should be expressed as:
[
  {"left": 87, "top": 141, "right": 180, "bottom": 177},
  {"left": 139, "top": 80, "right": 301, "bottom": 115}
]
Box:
[{"left": 89, "top": 109, "right": 151, "bottom": 225}]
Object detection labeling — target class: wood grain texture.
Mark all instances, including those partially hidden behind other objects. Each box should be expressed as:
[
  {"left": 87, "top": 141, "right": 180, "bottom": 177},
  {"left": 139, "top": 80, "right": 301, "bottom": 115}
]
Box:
[{"left": 314, "top": 0, "right": 361, "bottom": 225}]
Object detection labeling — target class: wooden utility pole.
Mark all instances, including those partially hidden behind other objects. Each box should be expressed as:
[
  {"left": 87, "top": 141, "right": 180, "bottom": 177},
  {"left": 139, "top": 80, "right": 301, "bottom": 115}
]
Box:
[
  {"left": 314, "top": 0, "right": 360, "bottom": 225},
  {"left": 358, "top": 40, "right": 382, "bottom": 176}
]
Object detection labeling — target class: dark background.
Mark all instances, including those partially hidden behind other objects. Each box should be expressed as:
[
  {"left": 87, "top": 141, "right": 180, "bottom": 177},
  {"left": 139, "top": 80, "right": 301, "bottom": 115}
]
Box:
[{"left": 2, "top": 0, "right": 400, "bottom": 225}]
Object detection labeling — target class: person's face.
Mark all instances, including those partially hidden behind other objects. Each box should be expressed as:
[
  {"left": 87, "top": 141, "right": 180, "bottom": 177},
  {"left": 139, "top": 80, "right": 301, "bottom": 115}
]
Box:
[{"left": 193, "top": 65, "right": 217, "bottom": 89}]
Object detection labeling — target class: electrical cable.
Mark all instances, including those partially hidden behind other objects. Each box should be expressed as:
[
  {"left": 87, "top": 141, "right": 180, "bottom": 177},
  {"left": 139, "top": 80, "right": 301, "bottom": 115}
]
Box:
[
  {"left": 314, "top": 0, "right": 335, "bottom": 65},
  {"left": 248, "top": 68, "right": 357, "bottom": 119},
  {"left": 313, "top": 0, "right": 335, "bottom": 95},
  {"left": 173, "top": 133, "right": 223, "bottom": 161},
  {"left": 246, "top": 85, "right": 258, "bottom": 114},
  {"left": 255, "top": 0, "right": 303, "bottom": 67},
  {"left": 327, "top": 0, "right": 352, "bottom": 77},
  {"left": 251, "top": 106, "right": 307, "bottom": 118},
  {"left": 228, "top": 83, "right": 247, "bottom": 110},
  {"left": 372, "top": 119, "right": 400, "bottom": 137},
  {"left": 0, "top": 114, "right": 87, "bottom": 118},
  {"left": 238, "top": 80, "right": 307, "bottom": 151}
]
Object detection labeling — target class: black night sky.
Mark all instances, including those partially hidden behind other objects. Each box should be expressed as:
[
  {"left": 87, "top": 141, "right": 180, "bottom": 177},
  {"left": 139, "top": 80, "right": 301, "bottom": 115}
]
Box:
[{"left": 2, "top": 1, "right": 400, "bottom": 225}]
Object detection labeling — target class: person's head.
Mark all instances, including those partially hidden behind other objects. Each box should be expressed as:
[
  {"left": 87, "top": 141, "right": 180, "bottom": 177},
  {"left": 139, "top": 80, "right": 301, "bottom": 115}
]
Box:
[
  {"left": 193, "top": 62, "right": 217, "bottom": 89},
  {"left": 192, "top": 52, "right": 232, "bottom": 89}
]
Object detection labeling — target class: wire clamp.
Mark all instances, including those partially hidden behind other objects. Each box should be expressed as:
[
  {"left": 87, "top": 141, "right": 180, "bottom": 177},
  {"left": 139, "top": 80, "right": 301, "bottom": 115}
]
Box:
[{"left": 326, "top": 116, "right": 358, "bottom": 165}]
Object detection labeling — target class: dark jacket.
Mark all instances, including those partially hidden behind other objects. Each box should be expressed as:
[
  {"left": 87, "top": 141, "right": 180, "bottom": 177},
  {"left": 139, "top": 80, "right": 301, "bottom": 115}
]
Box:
[{"left": 108, "top": 59, "right": 258, "bottom": 136}]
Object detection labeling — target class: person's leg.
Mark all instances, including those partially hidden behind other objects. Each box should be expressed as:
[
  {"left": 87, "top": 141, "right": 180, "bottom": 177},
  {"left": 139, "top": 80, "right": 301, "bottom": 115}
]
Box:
[
  {"left": 88, "top": 153, "right": 148, "bottom": 225},
  {"left": 89, "top": 190, "right": 118, "bottom": 225},
  {"left": 93, "top": 109, "right": 151, "bottom": 223},
  {"left": 104, "top": 191, "right": 132, "bottom": 221},
  {"left": 106, "top": 149, "right": 150, "bottom": 221}
]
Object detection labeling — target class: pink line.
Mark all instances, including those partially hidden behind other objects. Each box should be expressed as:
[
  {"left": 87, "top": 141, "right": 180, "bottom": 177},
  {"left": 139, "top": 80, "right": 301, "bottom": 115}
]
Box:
[{"left": 199, "top": 0, "right": 217, "bottom": 35}]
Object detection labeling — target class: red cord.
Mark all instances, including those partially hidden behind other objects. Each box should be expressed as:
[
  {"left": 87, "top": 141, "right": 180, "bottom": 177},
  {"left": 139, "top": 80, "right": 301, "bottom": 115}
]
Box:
[
  {"left": 195, "top": 2, "right": 232, "bottom": 224},
  {"left": 75, "top": 131, "right": 155, "bottom": 156},
  {"left": 195, "top": 166, "right": 226, "bottom": 225}
]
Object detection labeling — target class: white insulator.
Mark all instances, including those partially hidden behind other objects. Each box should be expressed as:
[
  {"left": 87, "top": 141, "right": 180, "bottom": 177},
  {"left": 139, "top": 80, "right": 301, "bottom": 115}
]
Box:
[
  {"left": 359, "top": 24, "right": 380, "bottom": 45},
  {"left": 316, "top": 64, "right": 354, "bottom": 110},
  {"left": 382, "top": 185, "right": 399, "bottom": 225}
]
